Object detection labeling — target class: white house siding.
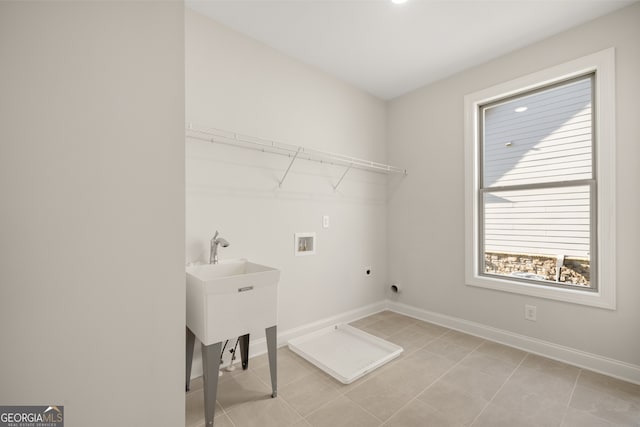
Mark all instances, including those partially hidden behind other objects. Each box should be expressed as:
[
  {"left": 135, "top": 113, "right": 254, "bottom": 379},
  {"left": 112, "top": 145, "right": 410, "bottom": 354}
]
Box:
[{"left": 482, "top": 76, "right": 592, "bottom": 259}]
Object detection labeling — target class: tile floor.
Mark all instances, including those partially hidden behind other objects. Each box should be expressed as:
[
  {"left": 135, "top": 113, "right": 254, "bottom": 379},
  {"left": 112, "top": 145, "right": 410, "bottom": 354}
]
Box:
[{"left": 186, "top": 311, "right": 640, "bottom": 427}]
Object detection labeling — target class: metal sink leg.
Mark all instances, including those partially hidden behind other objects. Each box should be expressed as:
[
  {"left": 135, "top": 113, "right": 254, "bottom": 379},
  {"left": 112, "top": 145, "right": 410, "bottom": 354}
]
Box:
[
  {"left": 202, "top": 341, "right": 222, "bottom": 427},
  {"left": 185, "top": 327, "right": 196, "bottom": 392},
  {"left": 266, "top": 325, "right": 277, "bottom": 398}
]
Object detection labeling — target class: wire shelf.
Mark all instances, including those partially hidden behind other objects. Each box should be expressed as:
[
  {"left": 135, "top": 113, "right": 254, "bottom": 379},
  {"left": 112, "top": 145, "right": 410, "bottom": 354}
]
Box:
[{"left": 185, "top": 124, "right": 407, "bottom": 189}]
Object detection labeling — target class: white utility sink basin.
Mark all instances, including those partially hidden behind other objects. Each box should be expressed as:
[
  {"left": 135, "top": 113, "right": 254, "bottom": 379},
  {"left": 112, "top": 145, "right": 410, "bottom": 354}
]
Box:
[{"left": 186, "top": 259, "right": 280, "bottom": 346}]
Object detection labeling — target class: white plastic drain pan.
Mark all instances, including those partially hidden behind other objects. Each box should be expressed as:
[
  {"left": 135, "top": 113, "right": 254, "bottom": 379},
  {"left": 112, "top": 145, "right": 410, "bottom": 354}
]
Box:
[{"left": 288, "top": 324, "right": 403, "bottom": 384}]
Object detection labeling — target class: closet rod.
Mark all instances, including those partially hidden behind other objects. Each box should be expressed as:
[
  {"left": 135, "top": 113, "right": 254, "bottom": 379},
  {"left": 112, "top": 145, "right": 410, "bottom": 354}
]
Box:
[{"left": 185, "top": 124, "right": 408, "bottom": 176}]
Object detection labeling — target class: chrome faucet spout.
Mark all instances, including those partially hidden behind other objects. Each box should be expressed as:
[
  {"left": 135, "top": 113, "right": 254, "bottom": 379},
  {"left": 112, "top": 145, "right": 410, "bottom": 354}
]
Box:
[{"left": 210, "top": 231, "right": 230, "bottom": 264}]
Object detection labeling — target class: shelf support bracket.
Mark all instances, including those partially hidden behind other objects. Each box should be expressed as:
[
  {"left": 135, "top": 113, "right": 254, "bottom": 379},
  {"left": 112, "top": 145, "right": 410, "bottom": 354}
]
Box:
[
  {"left": 333, "top": 163, "right": 353, "bottom": 191},
  {"left": 278, "top": 147, "right": 301, "bottom": 187}
]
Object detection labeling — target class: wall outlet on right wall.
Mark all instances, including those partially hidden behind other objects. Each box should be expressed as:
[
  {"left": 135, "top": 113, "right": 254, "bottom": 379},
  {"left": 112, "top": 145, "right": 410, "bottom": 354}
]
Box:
[{"left": 525, "top": 304, "right": 537, "bottom": 321}]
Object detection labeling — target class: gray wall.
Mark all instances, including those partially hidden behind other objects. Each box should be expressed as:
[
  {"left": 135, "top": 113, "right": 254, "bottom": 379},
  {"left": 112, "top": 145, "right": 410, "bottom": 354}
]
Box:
[
  {"left": 0, "top": 2, "right": 185, "bottom": 426},
  {"left": 387, "top": 2, "right": 640, "bottom": 366}
]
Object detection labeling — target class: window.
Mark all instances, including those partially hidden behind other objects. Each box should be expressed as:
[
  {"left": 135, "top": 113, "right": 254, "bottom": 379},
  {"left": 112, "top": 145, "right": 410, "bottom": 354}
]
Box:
[
  {"left": 464, "top": 49, "right": 616, "bottom": 309},
  {"left": 482, "top": 75, "right": 595, "bottom": 288}
]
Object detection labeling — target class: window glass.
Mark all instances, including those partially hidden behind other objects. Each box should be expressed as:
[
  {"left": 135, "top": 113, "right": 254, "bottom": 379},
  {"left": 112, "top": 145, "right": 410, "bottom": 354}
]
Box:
[
  {"left": 479, "top": 75, "right": 594, "bottom": 290},
  {"left": 482, "top": 185, "right": 592, "bottom": 288},
  {"left": 482, "top": 77, "right": 592, "bottom": 188}
]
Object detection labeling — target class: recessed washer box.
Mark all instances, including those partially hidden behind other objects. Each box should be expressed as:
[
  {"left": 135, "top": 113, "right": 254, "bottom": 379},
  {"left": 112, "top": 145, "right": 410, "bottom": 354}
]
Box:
[
  {"left": 288, "top": 324, "right": 403, "bottom": 384},
  {"left": 294, "top": 232, "right": 316, "bottom": 256}
]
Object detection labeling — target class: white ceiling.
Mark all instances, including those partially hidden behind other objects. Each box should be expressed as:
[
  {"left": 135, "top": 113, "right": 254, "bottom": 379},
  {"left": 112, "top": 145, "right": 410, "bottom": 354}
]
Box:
[{"left": 187, "top": 0, "right": 635, "bottom": 100}]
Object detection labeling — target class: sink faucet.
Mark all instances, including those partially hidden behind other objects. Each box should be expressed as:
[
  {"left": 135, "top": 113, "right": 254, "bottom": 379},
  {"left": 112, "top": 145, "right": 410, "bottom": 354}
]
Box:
[{"left": 210, "top": 231, "right": 230, "bottom": 264}]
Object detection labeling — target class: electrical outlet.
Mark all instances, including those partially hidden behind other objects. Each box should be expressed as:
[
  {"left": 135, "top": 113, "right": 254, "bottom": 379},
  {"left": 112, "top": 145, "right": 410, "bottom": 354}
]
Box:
[
  {"left": 322, "top": 215, "right": 330, "bottom": 228},
  {"left": 525, "top": 304, "right": 537, "bottom": 321}
]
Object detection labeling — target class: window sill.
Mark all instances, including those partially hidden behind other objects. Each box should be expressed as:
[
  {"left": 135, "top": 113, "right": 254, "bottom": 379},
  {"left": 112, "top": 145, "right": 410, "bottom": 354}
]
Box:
[{"left": 465, "top": 273, "right": 615, "bottom": 310}]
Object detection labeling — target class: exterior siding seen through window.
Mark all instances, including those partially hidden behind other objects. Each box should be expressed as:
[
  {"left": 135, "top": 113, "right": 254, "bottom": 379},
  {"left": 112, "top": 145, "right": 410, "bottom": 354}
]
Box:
[{"left": 479, "top": 76, "right": 594, "bottom": 289}]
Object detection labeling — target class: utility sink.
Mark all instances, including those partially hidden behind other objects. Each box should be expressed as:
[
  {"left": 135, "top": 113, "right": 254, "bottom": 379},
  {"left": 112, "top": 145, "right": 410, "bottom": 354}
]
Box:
[
  {"left": 186, "top": 259, "right": 280, "bottom": 426},
  {"left": 186, "top": 259, "right": 280, "bottom": 346}
]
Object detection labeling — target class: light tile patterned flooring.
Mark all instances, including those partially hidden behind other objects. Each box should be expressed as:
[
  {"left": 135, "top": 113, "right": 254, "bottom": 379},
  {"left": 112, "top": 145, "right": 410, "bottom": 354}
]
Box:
[{"left": 186, "top": 311, "right": 640, "bottom": 427}]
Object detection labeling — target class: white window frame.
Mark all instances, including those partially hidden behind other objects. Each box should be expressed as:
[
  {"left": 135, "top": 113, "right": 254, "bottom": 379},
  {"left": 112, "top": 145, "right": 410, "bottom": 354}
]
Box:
[{"left": 464, "top": 48, "right": 616, "bottom": 309}]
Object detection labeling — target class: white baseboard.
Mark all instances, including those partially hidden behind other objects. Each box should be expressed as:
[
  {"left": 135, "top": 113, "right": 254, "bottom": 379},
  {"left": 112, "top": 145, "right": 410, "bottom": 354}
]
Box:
[
  {"left": 386, "top": 300, "right": 640, "bottom": 386},
  {"left": 191, "top": 298, "right": 640, "bottom": 385}
]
